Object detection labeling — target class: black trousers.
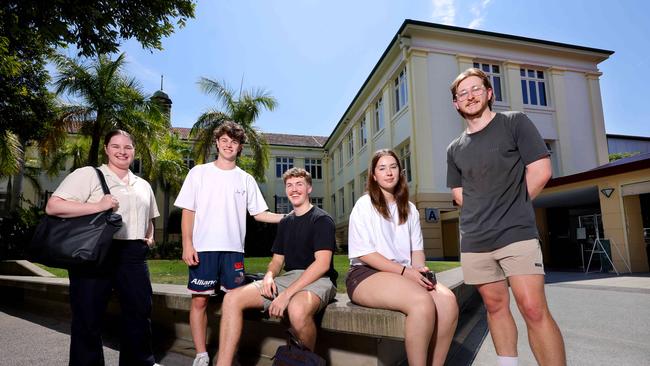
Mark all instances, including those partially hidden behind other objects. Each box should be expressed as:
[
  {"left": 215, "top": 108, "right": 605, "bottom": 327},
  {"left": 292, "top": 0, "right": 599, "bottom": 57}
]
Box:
[{"left": 68, "top": 239, "right": 155, "bottom": 366}]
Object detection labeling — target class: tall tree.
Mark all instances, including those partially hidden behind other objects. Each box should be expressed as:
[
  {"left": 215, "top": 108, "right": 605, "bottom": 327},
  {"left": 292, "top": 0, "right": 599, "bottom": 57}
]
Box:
[
  {"left": 191, "top": 78, "right": 277, "bottom": 180},
  {"left": 0, "top": 1, "right": 195, "bottom": 210},
  {"left": 1, "top": 0, "right": 196, "bottom": 149},
  {"left": 52, "top": 53, "right": 168, "bottom": 167}
]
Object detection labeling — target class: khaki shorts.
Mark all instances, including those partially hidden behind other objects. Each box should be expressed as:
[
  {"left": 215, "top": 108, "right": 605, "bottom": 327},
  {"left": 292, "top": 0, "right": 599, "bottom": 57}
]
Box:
[
  {"left": 253, "top": 270, "right": 337, "bottom": 312},
  {"left": 461, "top": 239, "right": 545, "bottom": 285}
]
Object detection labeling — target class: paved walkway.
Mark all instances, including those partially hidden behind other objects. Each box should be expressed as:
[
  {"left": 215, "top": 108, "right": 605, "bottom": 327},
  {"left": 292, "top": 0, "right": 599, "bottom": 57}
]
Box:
[
  {"left": 0, "top": 303, "right": 193, "bottom": 366},
  {"left": 471, "top": 271, "right": 650, "bottom": 366}
]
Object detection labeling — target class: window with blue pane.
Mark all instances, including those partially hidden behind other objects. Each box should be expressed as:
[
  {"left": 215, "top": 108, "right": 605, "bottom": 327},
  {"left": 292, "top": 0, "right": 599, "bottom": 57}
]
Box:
[
  {"left": 305, "top": 158, "right": 322, "bottom": 179},
  {"left": 394, "top": 68, "right": 408, "bottom": 113},
  {"left": 275, "top": 157, "right": 293, "bottom": 177},
  {"left": 473, "top": 62, "right": 503, "bottom": 102},
  {"left": 520, "top": 68, "right": 548, "bottom": 106}
]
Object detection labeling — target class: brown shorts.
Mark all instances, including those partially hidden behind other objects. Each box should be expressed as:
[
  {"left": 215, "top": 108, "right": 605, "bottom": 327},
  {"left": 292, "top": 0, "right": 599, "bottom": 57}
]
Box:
[
  {"left": 461, "top": 239, "right": 545, "bottom": 285},
  {"left": 345, "top": 265, "right": 380, "bottom": 299}
]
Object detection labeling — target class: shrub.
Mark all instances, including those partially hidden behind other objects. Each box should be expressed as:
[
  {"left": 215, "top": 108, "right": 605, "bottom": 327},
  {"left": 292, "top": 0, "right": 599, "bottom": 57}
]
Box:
[{"left": 0, "top": 202, "right": 42, "bottom": 260}]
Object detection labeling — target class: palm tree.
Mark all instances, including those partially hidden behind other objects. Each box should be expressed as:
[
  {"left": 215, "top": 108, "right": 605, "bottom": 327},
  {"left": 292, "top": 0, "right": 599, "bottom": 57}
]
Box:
[
  {"left": 145, "top": 132, "right": 188, "bottom": 246},
  {"left": 41, "top": 136, "right": 91, "bottom": 177},
  {"left": 0, "top": 131, "right": 22, "bottom": 178},
  {"left": 191, "top": 78, "right": 277, "bottom": 180},
  {"left": 52, "top": 53, "right": 167, "bottom": 167}
]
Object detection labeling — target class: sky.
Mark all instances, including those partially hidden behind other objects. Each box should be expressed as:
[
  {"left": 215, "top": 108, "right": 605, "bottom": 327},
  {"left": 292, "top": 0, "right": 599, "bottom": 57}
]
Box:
[{"left": 61, "top": 0, "right": 650, "bottom": 138}]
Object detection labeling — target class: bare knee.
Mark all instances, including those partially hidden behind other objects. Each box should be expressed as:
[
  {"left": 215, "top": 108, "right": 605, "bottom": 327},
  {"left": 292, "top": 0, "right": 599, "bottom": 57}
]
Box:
[
  {"left": 482, "top": 292, "right": 510, "bottom": 315},
  {"left": 191, "top": 295, "right": 209, "bottom": 312},
  {"left": 518, "top": 299, "right": 547, "bottom": 324},
  {"left": 406, "top": 292, "right": 436, "bottom": 321},
  {"left": 222, "top": 289, "right": 246, "bottom": 314},
  {"left": 434, "top": 288, "right": 459, "bottom": 323},
  {"left": 287, "top": 300, "right": 315, "bottom": 330}
]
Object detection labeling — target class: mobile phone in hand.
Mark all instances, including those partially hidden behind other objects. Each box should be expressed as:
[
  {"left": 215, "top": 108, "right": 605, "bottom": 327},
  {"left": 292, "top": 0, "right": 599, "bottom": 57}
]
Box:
[{"left": 423, "top": 271, "right": 436, "bottom": 285}]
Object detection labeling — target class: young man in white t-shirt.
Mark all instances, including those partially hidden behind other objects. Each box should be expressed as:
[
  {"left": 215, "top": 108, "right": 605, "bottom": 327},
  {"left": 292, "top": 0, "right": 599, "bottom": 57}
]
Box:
[{"left": 174, "top": 121, "right": 284, "bottom": 366}]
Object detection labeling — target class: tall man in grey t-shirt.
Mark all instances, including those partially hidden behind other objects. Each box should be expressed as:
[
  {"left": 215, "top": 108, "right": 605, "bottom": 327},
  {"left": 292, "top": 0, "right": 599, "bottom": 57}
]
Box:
[{"left": 446, "top": 68, "right": 565, "bottom": 366}]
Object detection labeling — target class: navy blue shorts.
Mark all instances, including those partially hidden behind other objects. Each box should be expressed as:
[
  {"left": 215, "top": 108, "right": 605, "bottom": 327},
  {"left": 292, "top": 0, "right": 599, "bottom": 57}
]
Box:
[{"left": 187, "top": 251, "right": 246, "bottom": 295}]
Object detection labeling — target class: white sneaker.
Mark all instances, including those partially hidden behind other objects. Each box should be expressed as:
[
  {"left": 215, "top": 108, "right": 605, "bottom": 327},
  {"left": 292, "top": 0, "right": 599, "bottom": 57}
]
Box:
[{"left": 192, "top": 354, "right": 210, "bottom": 366}]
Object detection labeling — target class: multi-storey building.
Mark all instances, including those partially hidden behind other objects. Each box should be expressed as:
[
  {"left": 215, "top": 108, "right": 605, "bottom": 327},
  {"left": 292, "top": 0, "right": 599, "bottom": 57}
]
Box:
[{"left": 324, "top": 19, "right": 613, "bottom": 259}]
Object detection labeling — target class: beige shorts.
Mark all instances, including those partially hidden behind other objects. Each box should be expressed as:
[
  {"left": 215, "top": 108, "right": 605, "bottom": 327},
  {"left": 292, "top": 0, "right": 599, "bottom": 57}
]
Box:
[
  {"left": 461, "top": 239, "right": 545, "bottom": 285},
  {"left": 253, "top": 270, "right": 337, "bottom": 312}
]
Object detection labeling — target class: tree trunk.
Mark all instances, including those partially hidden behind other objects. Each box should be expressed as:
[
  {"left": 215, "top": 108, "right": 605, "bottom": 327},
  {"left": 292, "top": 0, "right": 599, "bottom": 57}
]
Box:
[
  {"left": 88, "top": 117, "right": 104, "bottom": 167},
  {"left": 88, "top": 132, "right": 101, "bottom": 167}
]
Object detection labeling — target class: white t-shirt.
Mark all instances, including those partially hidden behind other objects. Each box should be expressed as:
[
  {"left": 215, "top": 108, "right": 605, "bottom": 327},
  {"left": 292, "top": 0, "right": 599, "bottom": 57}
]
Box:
[
  {"left": 348, "top": 194, "right": 423, "bottom": 267},
  {"left": 173, "top": 162, "right": 268, "bottom": 252},
  {"left": 52, "top": 165, "right": 159, "bottom": 240}
]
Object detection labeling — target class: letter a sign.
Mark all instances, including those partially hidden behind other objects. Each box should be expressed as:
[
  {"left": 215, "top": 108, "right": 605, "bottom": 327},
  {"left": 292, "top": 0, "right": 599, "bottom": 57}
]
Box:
[{"left": 425, "top": 208, "right": 440, "bottom": 223}]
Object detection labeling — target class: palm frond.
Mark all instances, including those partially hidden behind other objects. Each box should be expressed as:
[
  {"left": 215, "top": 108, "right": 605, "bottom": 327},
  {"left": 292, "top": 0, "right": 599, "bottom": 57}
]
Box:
[
  {"left": 0, "top": 130, "right": 23, "bottom": 177},
  {"left": 190, "top": 111, "right": 228, "bottom": 164},
  {"left": 198, "top": 78, "right": 236, "bottom": 115}
]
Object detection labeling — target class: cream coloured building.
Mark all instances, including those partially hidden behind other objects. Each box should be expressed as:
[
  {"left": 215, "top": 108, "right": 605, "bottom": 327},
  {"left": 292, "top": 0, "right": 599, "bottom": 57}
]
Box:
[{"left": 323, "top": 19, "right": 613, "bottom": 259}]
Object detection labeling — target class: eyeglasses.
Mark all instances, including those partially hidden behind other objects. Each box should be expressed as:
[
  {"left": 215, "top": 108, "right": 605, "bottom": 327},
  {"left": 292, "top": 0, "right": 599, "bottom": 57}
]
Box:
[{"left": 455, "top": 86, "right": 486, "bottom": 102}]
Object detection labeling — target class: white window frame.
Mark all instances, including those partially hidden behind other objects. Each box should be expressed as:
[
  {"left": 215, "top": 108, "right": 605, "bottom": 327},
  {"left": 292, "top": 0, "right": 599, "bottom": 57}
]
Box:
[
  {"left": 347, "top": 130, "right": 354, "bottom": 160},
  {"left": 183, "top": 154, "right": 195, "bottom": 169},
  {"left": 337, "top": 146, "right": 343, "bottom": 170},
  {"left": 305, "top": 158, "right": 322, "bottom": 180},
  {"left": 520, "top": 68, "right": 548, "bottom": 106},
  {"left": 331, "top": 194, "right": 337, "bottom": 218},
  {"left": 275, "top": 156, "right": 294, "bottom": 178},
  {"left": 473, "top": 62, "right": 504, "bottom": 102},
  {"left": 311, "top": 197, "right": 323, "bottom": 209},
  {"left": 398, "top": 142, "right": 412, "bottom": 182},
  {"left": 394, "top": 68, "right": 408, "bottom": 113},
  {"left": 360, "top": 171, "right": 368, "bottom": 194},
  {"left": 359, "top": 117, "right": 367, "bottom": 147},
  {"left": 339, "top": 188, "right": 345, "bottom": 217},
  {"left": 276, "top": 196, "right": 291, "bottom": 214},
  {"left": 374, "top": 97, "right": 384, "bottom": 133},
  {"left": 348, "top": 180, "right": 355, "bottom": 208}
]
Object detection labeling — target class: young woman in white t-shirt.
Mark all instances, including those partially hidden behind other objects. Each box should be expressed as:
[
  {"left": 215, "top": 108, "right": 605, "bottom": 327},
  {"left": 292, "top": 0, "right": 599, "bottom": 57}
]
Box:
[{"left": 346, "top": 149, "right": 459, "bottom": 366}]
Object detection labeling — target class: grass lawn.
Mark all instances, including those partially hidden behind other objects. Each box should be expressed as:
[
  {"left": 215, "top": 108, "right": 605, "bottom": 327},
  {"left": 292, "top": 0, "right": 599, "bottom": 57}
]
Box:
[{"left": 37, "top": 256, "right": 460, "bottom": 294}]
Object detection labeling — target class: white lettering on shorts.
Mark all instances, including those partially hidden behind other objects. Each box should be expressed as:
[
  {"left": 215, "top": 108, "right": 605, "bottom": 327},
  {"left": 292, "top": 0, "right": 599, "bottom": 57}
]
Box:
[{"left": 191, "top": 279, "right": 217, "bottom": 286}]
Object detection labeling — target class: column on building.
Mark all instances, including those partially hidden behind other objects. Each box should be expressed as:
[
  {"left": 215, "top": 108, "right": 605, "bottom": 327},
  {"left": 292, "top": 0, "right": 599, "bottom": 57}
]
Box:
[
  {"left": 586, "top": 72, "right": 610, "bottom": 166},
  {"left": 549, "top": 67, "right": 573, "bottom": 176},
  {"left": 503, "top": 60, "right": 525, "bottom": 112}
]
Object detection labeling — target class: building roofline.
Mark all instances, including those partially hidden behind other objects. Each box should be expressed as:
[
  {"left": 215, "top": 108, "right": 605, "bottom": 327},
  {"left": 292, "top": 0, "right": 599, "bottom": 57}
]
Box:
[
  {"left": 404, "top": 19, "right": 614, "bottom": 56},
  {"left": 324, "top": 19, "right": 614, "bottom": 147},
  {"left": 546, "top": 154, "right": 650, "bottom": 188},
  {"left": 607, "top": 133, "right": 650, "bottom": 142}
]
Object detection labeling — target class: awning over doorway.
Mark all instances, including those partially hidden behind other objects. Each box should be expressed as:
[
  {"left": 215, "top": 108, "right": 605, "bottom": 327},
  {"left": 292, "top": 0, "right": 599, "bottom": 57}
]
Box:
[{"left": 534, "top": 186, "right": 599, "bottom": 208}]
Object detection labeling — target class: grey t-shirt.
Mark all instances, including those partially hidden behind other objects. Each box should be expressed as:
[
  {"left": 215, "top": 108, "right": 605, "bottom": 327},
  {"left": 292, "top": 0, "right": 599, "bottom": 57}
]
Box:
[{"left": 446, "top": 111, "right": 549, "bottom": 253}]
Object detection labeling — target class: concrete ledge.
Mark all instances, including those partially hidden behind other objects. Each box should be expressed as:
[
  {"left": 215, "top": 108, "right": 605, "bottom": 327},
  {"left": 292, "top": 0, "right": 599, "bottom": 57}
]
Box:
[
  {"left": 0, "top": 260, "right": 56, "bottom": 277},
  {"left": 0, "top": 266, "right": 474, "bottom": 365}
]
